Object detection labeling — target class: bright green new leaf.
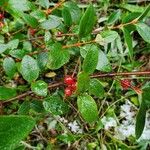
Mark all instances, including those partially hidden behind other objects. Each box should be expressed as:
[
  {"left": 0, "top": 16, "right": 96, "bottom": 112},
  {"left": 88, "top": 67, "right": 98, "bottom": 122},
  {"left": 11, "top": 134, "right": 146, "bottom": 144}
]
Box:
[
  {"left": 47, "top": 43, "right": 70, "bottom": 70},
  {"left": 89, "top": 79, "right": 104, "bottom": 98},
  {"left": 77, "top": 72, "right": 90, "bottom": 93},
  {"left": 123, "top": 27, "right": 133, "bottom": 59},
  {"left": 135, "top": 100, "right": 147, "bottom": 139},
  {"left": 22, "top": 13, "right": 38, "bottom": 28},
  {"left": 107, "top": 10, "right": 121, "bottom": 25},
  {"left": 3, "top": 57, "right": 16, "bottom": 78},
  {"left": 41, "top": 15, "right": 61, "bottom": 30},
  {"left": 62, "top": 7, "right": 72, "bottom": 26},
  {"left": 43, "top": 95, "right": 69, "bottom": 115},
  {"left": 83, "top": 45, "right": 98, "bottom": 74},
  {"left": 0, "top": 86, "right": 17, "bottom": 100},
  {"left": 136, "top": 23, "right": 150, "bottom": 43},
  {"left": 0, "top": 116, "right": 35, "bottom": 149},
  {"left": 31, "top": 80, "right": 48, "bottom": 97},
  {"left": 96, "top": 50, "right": 112, "bottom": 72},
  {"left": 21, "top": 55, "right": 39, "bottom": 83},
  {"left": 77, "top": 94, "right": 98, "bottom": 123},
  {"left": 79, "top": 4, "right": 96, "bottom": 38}
]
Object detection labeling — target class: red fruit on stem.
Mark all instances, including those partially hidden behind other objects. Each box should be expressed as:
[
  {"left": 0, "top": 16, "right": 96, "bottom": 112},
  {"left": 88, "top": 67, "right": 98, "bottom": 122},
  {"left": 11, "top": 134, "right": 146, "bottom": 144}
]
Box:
[
  {"left": 64, "top": 76, "right": 75, "bottom": 85},
  {"left": 65, "top": 87, "right": 72, "bottom": 96},
  {"left": 120, "top": 79, "right": 131, "bottom": 90},
  {"left": 68, "top": 82, "right": 76, "bottom": 91}
]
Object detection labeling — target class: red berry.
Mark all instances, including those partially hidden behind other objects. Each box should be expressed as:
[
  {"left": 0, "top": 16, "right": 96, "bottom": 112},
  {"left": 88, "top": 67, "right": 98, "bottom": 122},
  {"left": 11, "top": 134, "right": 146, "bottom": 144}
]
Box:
[
  {"left": 120, "top": 79, "right": 131, "bottom": 90},
  {"left": 29, "top": 28, "right": 36, "bottom": 36},
  {"left": 65, "top": 87, "right": 72, "bottom": 96},
  {"left": 68, "top": 82, "right": 76, "bottom": 91},
  {"left": 64, "top": 76, "right": 75, "bottom": 85},
  {"left": 0, "top": 14, "right": 4, "bottom": 19}
]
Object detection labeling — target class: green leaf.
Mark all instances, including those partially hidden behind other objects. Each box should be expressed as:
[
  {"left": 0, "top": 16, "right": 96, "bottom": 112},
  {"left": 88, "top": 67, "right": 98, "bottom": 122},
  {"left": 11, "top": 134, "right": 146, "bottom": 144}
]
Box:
[
  {"left": 38, "top": 0, "right": 50, "bottom": 9},
  {"left": 8, "top": 0, "right": 31, "bottom": 12},
  {"left": 0, "top": 116, "right": 35, "bottom": 149},
  {"left": 138, "top": 4, "right": 150, "bottom": 21},
  {"left": 3, "top": 57, "right": 16, "bottom": 78},
  {"left": 83, "top": 45, "right": 98, "bottom": 74},
  {"left": 123, "top": 27, "right": 133, "bottom": 59},
  {"left": 44, "top": 31, "right": 51, "bottom": 42},
  {"left": 37, "top": 52, "right": 48, "bottom": 70},
  {"left": 0, "top": 44, "right": 8, "bottom": 54},
  {"left": 0, "top": 86, "right": 17, "bottom": 100},
  {"left": 107, "top": 10, "right": 121, "bottom": 25},
  {"left": 77, "top": 94, "right": 98, "bottom": 123},
  {"left": 64, "top": 1, "right": 81, "bottom": 24},
  {"left": 7, "top": 39, "right": 19, "bottom": 50},
  {"left": 18, "top": 101, "right": 30, "bottom": 115},
  {"left": 23, "top": 41, "right": 32, "bottom": 52},
  {"left": 31, "top": 80, "right": 48, "bottom": 97},
  {"left": 96, "top": 50, "right": 112, "bottom": 72},
  {"left": 79, "top": 4, "right": 96, "bottom": 38},
  {"left": 21, "top": 55, "right": 39, "bottom": 83},
  {"left": 135, "top": 100, "right": 147, "bottom": 139},
  {"left": 40, "top": 15, "right": 61, "bottom": 30},
  {"left": 43, "top": 95, "right": 69, "bottom": 115},
  {"left": 142, "top": 87, "right": 150, "bottom": 106},
  {"left": 22, "top": 13, "right": 38, "bottom": 28},
  {"left": 136, "top": 23, "right": 150, "bottom": 43},
  {"left": 9, "top": 49, "right": 27, "bottom": 59},
  {"left": 77, "top": 72, "right": 90, "bottom": 93},
  {"left": 89, "top": 79, "right": 104, "bottom": 98},
  {"left": 62, "top": 7, "right": 72, "bottom": 27},
  {"left": 47, "top": 43, "right": 70, "bottom": 70}
]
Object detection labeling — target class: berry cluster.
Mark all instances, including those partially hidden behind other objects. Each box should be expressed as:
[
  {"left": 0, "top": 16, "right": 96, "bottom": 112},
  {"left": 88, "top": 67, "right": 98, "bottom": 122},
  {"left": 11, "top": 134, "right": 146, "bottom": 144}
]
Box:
[{"left": 64, "top": 76, "right": 76, "bottom": 97}]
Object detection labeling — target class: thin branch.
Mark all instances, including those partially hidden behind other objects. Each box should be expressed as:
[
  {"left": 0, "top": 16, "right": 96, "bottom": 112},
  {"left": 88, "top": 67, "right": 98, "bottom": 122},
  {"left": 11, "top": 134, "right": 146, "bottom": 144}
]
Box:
[
  {"left": 44, "top": 0, "right": 65, "bottom": 15},
  {"left": 3, "top": 71, "right": 150, "bottom": 103},
  {"left": 91, "top": 71, "right": 150, "bottom": 78},
  {"left": 108, "top": 18, "right": 138, "bottom": 29},
  {"left": 3, "top": 82, "right": 63, "bottom": 104}
]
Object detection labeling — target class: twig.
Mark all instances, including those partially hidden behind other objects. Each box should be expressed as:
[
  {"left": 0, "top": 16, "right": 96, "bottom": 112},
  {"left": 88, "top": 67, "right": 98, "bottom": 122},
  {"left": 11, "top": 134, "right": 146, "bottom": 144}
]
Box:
[
  {"left": 44, "top": 0, "right": 65, "bottom": 15},
  {"left": 62, "top": 40, "right": 96, "bottom": 49},
  {"left": 3, "top": 71, "right": 150, "bottom": 103},
  {"left": 108, "top": 18, "right": 138, "bottom": 29},
  {"left": 3, "top": 82, "right": 63, "bottom": 104},
  {"left": 91, "top": 71, "right": 150, "bottom": 78}
]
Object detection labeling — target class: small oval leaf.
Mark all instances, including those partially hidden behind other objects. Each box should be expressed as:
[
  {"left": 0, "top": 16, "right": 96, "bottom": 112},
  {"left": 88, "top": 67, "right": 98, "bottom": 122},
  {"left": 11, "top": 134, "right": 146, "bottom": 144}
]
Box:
[
  {"left": 79, "top": 4, "right": 96, "bottom": 38},
  {"left": 77, "top": 94, "right": 98, "bottom": 123},
  {"left": 89, "top": 79, "right": 104, "bottom": 98},
  {"left": 136, "top": 23, "right": 150, "bottom": 43},
  {"left": 3, "top": 57, "right": 16, "bottom": 78},
  {"left": 83, "top": 45, "right": 98, "bottom": 74},
  {"left": 31, "top": 80, "right": 48, "bottom": 97},
  {"left": 21, "top": 55, "right": 39, "bottom": 83}
]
